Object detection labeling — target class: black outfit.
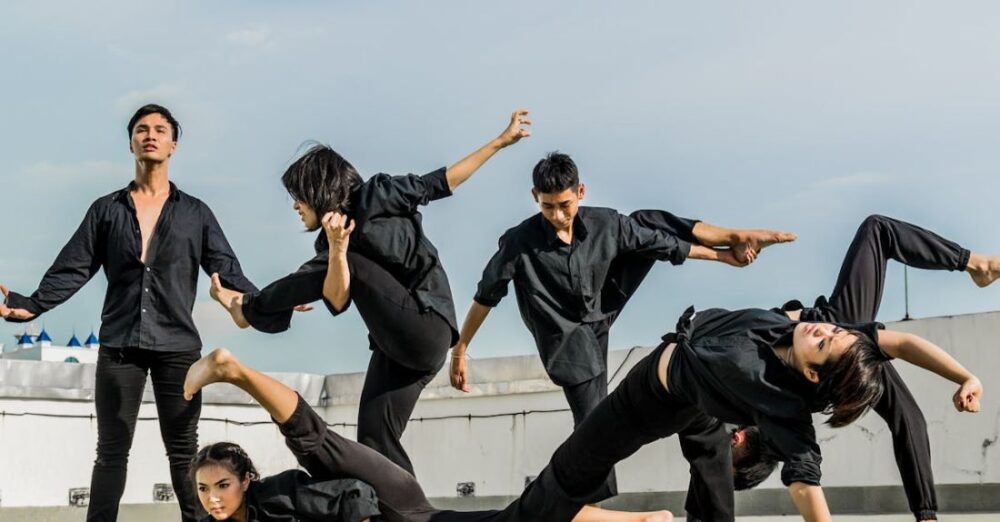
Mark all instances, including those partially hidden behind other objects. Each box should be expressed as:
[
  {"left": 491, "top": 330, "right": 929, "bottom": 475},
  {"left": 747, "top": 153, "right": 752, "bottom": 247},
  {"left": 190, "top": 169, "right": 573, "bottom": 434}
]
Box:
[
  {"left": 4, "top": 182, "right": 257, "bottom": 522},
  {"left": 279, "top": 394, "right": 588, "bottom": 522},
  {"left": 239, "top": 169, "right": 457, "bottom": 475},
  {"left": 197, "top": 468, "right": 380, "bottom": 522},
  {"left": 775, "top": 214, "right": 970, "bottom": 521},
  {"left": 516, "top": 306, "right": 882, "bottom": 522},
  {"left": 474, "top": 207, "right": 695, "bottom": 387},
  {"left": 474, "top": 209, "right": 732, "bottom": 513}
]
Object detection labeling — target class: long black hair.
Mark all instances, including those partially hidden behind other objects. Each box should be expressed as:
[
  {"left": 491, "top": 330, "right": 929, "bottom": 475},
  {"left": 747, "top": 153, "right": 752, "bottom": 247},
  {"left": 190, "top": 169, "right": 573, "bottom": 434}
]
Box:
[
  {"left": 814, "top": 330, "right": 885, "bottom": 427},
  {"left": 282, "top": 143, "right": 363, "bottom": 230}
]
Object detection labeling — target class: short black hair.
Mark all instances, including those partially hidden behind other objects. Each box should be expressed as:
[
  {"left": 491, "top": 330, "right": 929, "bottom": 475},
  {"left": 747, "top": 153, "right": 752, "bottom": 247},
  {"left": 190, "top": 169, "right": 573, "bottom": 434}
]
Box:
[
  {"left": 814, "top": 330, "right": 885, "bottom": 428},
  {"left": 127, "top": 104, "right": 182, "bottom": 141},
  {"left": 733, "top": 426, "right": 780, "bottom": 490},
  {"left": 532, "top": 151, "right": 579, "bottom": 193},
  {"left": 281, "top": 143, "right": 363, "bottom": 229}
]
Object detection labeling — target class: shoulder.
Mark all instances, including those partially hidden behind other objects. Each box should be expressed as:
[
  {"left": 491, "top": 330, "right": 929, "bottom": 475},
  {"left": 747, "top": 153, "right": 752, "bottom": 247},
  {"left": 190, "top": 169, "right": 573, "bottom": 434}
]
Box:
[{"left": 498, "top": 214, "right": 543, "bottom": 247}]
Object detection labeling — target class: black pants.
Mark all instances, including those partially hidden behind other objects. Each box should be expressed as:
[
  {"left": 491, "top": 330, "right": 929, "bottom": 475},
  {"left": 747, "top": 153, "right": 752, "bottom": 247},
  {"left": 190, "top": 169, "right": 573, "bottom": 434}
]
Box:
[
  {"left": 244, "top": 251, "right": 451, "bottom": 475},
  {"left": 279, "top": 394, "right": 585, "bottom": 522},
  {"left": 87, "top": 347, "right": 202, "bottom": 522},
  {"left": 794, "top": 214, "right": 969, "bottom": 521}
]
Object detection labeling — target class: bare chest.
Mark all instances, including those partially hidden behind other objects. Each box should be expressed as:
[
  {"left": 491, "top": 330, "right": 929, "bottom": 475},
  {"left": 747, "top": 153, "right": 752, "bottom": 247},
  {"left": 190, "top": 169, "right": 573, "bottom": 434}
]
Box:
[{"left": 132, "top": 194, "right": 168, "bottom": 263}]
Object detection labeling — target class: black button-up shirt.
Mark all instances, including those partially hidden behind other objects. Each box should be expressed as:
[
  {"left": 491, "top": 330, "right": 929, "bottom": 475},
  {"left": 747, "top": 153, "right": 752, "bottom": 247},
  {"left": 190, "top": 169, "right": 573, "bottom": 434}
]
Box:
[
  {"left": 241, "top": 168, "right": 459, "bottom": 342},
  {"left": 474, "top": 207, "right": 695, "bottom": 386},
  {"left": 665, "top": 307, "right": 883, "bottom": 486},
  {"left": 197, "top": 470, "right": 380, "bottom": 522},
  {"left": 4, "top": 182, "right": 257, "bottom": 351}
]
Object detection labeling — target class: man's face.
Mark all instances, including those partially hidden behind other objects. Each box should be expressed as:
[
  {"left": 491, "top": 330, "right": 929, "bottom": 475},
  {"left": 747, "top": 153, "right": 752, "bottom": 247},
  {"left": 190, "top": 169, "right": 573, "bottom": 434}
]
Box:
[
  {"left": 130, "top": 113, "right": 177, "bottom": 163},
  {"left": 731, "top": 428, "right": 750, "bottom": 465},
  {"left": 532, "top": 184, "right": 585, "bottom": 232}
]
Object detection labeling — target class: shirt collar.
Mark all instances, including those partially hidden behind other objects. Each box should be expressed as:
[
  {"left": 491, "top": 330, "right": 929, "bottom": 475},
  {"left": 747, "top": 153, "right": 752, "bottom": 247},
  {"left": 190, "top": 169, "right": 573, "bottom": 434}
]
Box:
[
  {"left": 114, "top": 181, "right": 181, "bottom": 207},
  {"left": 541, "top": 211, "right": 589, "bottom": 246}
]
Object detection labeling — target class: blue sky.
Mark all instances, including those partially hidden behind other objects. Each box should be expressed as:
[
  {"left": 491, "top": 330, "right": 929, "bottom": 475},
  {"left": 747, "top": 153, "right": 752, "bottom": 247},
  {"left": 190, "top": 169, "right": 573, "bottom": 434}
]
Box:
[{"left": 3, "top": 1, "right": 1000, "bottom": 373}]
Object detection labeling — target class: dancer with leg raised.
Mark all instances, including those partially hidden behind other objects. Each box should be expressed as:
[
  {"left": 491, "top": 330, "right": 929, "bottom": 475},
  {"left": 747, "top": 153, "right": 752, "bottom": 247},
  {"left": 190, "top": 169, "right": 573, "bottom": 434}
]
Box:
[
  {"left": 726, "top": 214, "right": 994, "bottom": 521},
  {"left": 184, "top": 348, "right": 674, "bottom": 522},
  {"left": 209, "top": 111, "right": 530, "bottom": 475}
]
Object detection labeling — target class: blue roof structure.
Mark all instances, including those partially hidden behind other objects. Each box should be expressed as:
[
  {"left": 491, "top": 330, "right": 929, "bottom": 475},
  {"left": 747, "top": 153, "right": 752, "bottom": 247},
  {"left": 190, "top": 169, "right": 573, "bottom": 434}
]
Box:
[
  {"left": 67, "top": 335, "right": 82, "bottom": 347},
  {"left": 85, "top": 331, "right": 99, "bottom": 346},
  {"left": 37, "top": 329, "right": 52, "bottom": 343},
  {"left": 17, "top": 332, "right": 33, "bottom": 346}
]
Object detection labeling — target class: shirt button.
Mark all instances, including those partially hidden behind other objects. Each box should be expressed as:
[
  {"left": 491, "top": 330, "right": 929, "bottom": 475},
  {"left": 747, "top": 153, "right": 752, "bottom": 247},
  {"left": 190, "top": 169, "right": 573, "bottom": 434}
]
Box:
[
  {"left": 145, "top": 267, "right": 151, "bottom": 272},
  {"left": 144, "top": 288, "right": 149, "bottom": 292},
  {"left": 142, "top": 309, "right": 147, "bottom": 313}
]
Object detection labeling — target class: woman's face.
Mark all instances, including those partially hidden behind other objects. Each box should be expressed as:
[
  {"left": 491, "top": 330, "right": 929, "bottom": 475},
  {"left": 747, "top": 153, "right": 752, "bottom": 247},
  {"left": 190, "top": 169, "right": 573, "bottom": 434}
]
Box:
[
  {"left": 196, "top": 463, "right": 250, "bottom": 520},
  {"left": 788, "top": 322, "right": 857, "bottom": 383},
  {"left": 293, "top": 200, "right": 320, "bottom": 230}
]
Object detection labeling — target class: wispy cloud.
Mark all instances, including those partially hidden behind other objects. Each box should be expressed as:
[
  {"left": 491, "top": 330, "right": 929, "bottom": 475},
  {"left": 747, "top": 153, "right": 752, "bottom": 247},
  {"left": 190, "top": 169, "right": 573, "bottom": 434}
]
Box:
[{"left": 226, "top": 25, "right": 275, "bottom": 49}]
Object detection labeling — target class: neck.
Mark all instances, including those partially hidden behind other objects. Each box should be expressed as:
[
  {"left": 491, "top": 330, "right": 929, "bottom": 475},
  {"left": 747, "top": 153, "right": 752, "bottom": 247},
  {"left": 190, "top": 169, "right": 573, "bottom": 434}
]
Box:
[
  {"left": 133, "top": 160, "right": 170, "bottom": 195},
  {"left": 773, "top": 345, "right": 793, "bottom": 367},
  {"left": 231, "top": 500, "right": 248, "bottom": 522},
  {"left": 555, "top": 222, "right": 574, "bottom": 244}
]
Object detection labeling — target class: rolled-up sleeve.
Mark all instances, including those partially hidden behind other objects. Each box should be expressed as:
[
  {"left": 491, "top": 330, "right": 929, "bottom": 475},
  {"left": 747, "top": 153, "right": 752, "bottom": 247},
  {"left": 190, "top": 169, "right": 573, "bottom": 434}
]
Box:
[
  {"left": 353, "top": 168, "right": 451, "bottom": 216},
  {"left": 757, "top": 413, "right": 823, "bottom": 486},
  {"left": 618, "top": 213, "right": 692, "bottom": 265},
  {"left": 473, "top": 230, "right": 520, "bottom": 307},
  {"left": 628, "top": 209, "right": 700, "bottom": 243}
]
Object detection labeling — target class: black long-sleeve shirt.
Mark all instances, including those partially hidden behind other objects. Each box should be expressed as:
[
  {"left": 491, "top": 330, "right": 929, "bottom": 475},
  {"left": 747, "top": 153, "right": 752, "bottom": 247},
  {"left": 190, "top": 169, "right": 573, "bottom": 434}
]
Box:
[
  {"left": 666, "top": 307, "right": 884, "bottom": 486},
  {"left": 4, "top": 182, "right": 257, "bottom": 351},
  {"left": 197, "top": 470, "right": 380, "bottom": 522},
  {"left": 240, "top": 168, "right": 459, "bottom": 341},
  {"left": 473, "top": 207, "right": 696, "bottom": 386}
]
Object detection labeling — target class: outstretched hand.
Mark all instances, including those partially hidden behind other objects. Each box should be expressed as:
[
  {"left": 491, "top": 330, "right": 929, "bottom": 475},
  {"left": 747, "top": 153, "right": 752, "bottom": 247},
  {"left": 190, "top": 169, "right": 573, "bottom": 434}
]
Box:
[
  {"left": 322, "top": 212, "right": 355, "bottom": 256},
  {"left": 953, "top": 376, "right": 983, "bottom": 413},
  {"left": 0, "top": 284, "right": 36, "bottom": 321},
  {"left": 496, "top": 109, "right": 532, "bottom": 148}
]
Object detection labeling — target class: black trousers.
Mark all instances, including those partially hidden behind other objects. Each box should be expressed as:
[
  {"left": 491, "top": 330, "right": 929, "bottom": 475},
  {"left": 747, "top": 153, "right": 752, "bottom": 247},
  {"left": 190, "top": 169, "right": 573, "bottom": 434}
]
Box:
[
  {"left": 87, "top": 347, "right": 203, "bottom": 522},
  {"left": 244, "top": 252, "right": 451, "bottom": 475},
  {"left": 279, "top": 394, "right": 586, "bottom": 522},
  {"left": 793, "top": 214, "right": 969, "bottom": 521}
]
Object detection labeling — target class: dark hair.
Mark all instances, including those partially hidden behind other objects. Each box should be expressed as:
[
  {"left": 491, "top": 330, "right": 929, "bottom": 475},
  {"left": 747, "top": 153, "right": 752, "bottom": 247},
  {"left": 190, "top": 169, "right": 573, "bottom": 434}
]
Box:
[
  {"left": 127, "top": 104, "right": 182, "bottom": 141},
  {"left": 190, "top": 442, "right": 260, "bottom": 486},
  {"left": 814, "top": 330, "right": 885, "bottom": 427},
  {"left": 532, "top": 152, "right": 579, "bottom": 193},
  {"left": 732, "top": 426, "right": 779, "bottom": 490},
  {"left": 282, "top": 143, "right": 363, "bottom": 229}
]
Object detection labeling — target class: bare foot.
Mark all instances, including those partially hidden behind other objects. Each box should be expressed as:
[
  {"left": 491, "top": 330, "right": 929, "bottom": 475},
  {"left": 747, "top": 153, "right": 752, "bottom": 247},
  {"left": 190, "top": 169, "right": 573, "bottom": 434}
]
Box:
[
  {"left": 640, "top": 511, "right": 673, "bottom": 522},
  {"left": 210, "top": 273, "right": 250, "bottom": 328},
  {"left": 184, "top": 348, "right": 241, "bottom": 400},
  {"left": 732, "top": 229, "right": 797, "bottom": 264},
  {"left": 968, "top": 253, "right": 1000, "bottom": 288}
]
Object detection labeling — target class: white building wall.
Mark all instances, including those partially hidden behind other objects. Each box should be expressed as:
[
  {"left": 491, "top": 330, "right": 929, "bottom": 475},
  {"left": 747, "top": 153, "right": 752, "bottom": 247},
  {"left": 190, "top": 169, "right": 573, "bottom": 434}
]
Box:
[{"left": 0, "top": 311, "right": 998, "bottom": 508}]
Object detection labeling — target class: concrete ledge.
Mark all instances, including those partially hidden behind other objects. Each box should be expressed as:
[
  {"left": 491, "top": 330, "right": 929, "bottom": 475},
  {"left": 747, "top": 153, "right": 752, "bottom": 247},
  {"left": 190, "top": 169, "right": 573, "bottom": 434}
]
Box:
[{"left": 9, "top": 484, "right": 992, "bottom": 521}]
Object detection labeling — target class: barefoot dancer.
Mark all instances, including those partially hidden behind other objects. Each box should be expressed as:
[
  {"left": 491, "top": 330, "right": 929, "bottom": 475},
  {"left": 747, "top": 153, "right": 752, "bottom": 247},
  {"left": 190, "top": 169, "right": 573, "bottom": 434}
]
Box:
[
  {"left": 185, "top": 349, "right": 674, "bottom": 522},
  {"left": 724, "top": 214, "right": 992, "bottom": 522},
  {"left": 210, "top": 111, "right": 531, "bottom": 475},
  {"left": 449, "top": 151, "right": 796, "bottom": 518}
]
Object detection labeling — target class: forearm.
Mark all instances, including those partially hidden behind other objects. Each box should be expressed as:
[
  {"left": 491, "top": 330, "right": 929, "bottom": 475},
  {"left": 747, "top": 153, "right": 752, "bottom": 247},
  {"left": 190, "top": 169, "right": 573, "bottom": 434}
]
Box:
[
  {"left": 888, "top": 332, "right": 975, "bottom": 385},
  {"left": 788, "top": 483, "right": 832, "bottom": 522},
  {"left": 445, "top": 137, "right": 506, "bottom": 191},
  {"left": 691, "top": 222, "right": 737, "bottom": 248},
  {"left": 453, "top": 302, "right": 492, "bottom": 355},
  {"left": 322, "top": 250, "right": 350, "bottom": 312},
  {"left": 687, "top": 244, "right": 740, "bottom": 266}
]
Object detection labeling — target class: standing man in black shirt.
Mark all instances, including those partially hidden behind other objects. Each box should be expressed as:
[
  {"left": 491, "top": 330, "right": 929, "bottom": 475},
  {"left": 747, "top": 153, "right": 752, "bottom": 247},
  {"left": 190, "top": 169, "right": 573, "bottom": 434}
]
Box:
[
  {"left": 448, "top": 151, "right": 795, "bottom": 517},
  {"left": 0, "top": 104, "right": 258, "bottom": 522}
]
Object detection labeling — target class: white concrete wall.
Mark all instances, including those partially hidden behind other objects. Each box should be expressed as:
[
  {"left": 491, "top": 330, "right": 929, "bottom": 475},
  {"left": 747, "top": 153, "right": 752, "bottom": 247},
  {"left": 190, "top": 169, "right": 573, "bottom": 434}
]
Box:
[{"left": 0, "top": 311, "right": 998, "bottom": 508}]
